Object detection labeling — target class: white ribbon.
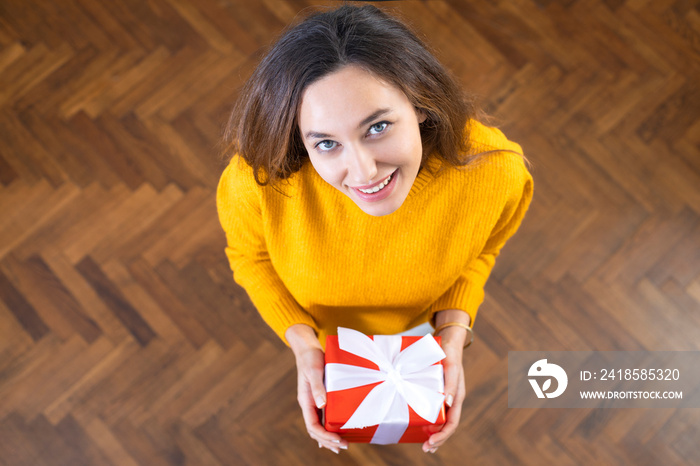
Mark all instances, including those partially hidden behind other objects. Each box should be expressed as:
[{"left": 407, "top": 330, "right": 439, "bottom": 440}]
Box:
[{"left": 325, "top": 327, "right": 446, "bottom": 444}]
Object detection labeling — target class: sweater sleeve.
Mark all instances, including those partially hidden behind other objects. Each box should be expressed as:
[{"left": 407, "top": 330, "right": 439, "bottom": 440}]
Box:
[
  {"left": 216, "top": 158, "right": 318, "bottom": 345},
  {"left": 429, "top": 154, "right": 534, "bottom": 326}
]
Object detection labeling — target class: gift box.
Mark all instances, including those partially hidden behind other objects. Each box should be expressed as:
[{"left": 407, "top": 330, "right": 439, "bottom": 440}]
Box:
[{"left": 324, "top": 327, "right": 447, "bottom": 444}]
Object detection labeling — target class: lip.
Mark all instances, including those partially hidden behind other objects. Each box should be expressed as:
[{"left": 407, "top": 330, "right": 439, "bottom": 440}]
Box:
[
  {"left": 352, "top": 171, "right": 394, "bottom": 190},
  {"left": 349, "top": 169, "right": 398, "bottom": 202}
]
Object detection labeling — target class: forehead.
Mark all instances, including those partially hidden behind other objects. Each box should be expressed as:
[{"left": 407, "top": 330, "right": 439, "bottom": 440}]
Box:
[{"left": 298, "top": 66, "right": 410, "bottom": 132}]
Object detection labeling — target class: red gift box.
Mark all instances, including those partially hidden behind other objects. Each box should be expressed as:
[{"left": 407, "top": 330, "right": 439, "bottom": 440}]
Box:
[{"left": 324, "top": 328, "right": 447, "bottom": 444}]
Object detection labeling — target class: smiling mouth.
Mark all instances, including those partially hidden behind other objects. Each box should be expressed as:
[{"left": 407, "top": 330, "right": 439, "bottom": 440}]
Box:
[
  {"left": 349, "top": 169, "right": 399, "bottom": 203},
  {"left": 357, "top": 173, "right": 393, "bottom": 194}
]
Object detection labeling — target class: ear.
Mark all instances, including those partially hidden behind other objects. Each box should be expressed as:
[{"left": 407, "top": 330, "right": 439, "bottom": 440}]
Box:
[{"left": 416, "top": 108, "right": 428, "bottom": 124}]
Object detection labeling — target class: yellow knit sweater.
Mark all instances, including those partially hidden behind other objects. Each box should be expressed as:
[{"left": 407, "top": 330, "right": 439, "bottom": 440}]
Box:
[{"left": 217, "top": 121, "right": 533, "bottom": 346}]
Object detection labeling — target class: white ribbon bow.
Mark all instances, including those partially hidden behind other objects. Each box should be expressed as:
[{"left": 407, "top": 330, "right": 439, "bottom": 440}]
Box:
[{"left": 325, "top": 327, "right": 446, "bottom": 444}]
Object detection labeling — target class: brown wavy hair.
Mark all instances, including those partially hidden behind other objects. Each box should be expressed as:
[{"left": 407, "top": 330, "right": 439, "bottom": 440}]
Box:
[{"left": 223, "top": 4, "right": 478, "bottom": 186}]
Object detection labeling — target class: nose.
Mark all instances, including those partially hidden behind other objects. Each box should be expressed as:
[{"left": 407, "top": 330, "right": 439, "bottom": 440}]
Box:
[{"left": 345, "top": 144, "right": 378, "bottom": 185}]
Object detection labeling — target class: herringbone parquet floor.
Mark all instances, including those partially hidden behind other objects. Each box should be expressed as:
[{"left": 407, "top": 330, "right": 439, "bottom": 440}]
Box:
[{"left": 1, "top": 0, "right": 699, "bottom": 465}]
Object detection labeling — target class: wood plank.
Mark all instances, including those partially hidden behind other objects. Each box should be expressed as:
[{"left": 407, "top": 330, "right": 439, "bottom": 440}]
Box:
[{"left": 0, "top": 0, "right": 698, "bottom": 464}]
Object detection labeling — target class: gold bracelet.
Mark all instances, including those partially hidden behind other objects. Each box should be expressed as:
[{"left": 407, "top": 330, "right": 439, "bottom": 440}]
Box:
[{"left": 433, "top": 322, "right": 474, "bottom": 349}]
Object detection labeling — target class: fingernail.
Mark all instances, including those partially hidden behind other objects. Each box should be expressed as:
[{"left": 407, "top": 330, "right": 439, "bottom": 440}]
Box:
[
  {"left": 315, "top": 396, "right": 326, "bottom": 409},
  {"left": 331, "top": 447, "right": 339, "bottom": 454},
  {"left": 333, "top": 439, "right": 341, "bottom": 443},
  {"left": 318, "top": 442, "right": 322, "bottom": 448},
  {"left": 446, "top": 394, "right": 454, "bottom": 407},
  {"left": 340, "top": 445, "right": 348, "bottom": 450},
  {"left": 430, "top": 447, "right": 438, "bottom": 454}
]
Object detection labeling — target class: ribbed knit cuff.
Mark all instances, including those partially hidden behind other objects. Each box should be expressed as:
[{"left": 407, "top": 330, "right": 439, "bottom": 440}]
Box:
[
  {"left": 236, "top": 271, "right": 319, "bottom": 347},
  {"left": 428, "top": 278, "right": 485, "bottom": 329},
  {"left": 260, "top": 293, "right": 319, "bottom": 346}
]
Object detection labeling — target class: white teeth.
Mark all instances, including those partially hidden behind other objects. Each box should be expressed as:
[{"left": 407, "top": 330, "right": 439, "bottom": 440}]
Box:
[{"left": 358, "top": 175, "right": 391, "bottom": 194}]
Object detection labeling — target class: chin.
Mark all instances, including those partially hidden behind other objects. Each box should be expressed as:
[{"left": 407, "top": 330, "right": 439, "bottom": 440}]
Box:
[
  {"left": 354, "top": 198, "right": 404, "bottom": 217},
  {"left": 359, "top": 206, "right": 397, "bottom": 217}
]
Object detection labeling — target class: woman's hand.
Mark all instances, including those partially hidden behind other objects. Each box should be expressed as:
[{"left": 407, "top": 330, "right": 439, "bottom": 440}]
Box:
[
  {"left": 286, "top": 324, "right": 348, "bottom": 454},
  {"left": 423, "top": 310, "right": 471, "bottom": 454}
]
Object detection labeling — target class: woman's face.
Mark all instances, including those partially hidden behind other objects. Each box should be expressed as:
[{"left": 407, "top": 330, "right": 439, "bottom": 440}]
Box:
[{"left": 298, "top": 66, "right": 425, "bottom": 217}]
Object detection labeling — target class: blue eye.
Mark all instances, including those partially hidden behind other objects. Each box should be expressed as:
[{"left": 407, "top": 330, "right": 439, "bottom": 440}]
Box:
[
  {"left": 316, "top": 140, "right": 337, "bottom": 151},
  {"left": 368, "top": 121, "right": 389, "bottom": 135}
]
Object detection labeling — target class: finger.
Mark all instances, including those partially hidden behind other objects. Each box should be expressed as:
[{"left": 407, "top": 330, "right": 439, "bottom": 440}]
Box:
[
  {"left": 299, "top": 350, "right": 327, "bottom": 409},
  {"left": 422, "top": 441, "right": 438, "bottom": 453},
  {"left": 299, "top": 395, "right": 322, "bottom": 431},
  {"left": 309, "top": 430, "right": 348, "bottom": 453},
  {"left": 306, "top": 365, "right": 327, "bottom": 409},
  {"left": 440, "top": 343, "right": 463, "bottom": 407},
  {"left": 308, "top": 429, "right": 348, "bottom": 454},
  {"left": 298, "top": 400, "right": 339, "bottom": 442},
  {"left": 298, "top": 382, "right": 349, "bottom": 452},
  {"left": 310, "top": 426, "right": 346, "bottom": 446},
  {"left": 443, "top": 359, "right": 461, "bottom": 408},
  {"left": 428, "top": 384, "right": 464, "bottom": 447},
  {"left": 315, "top": 439, "right": 340, "bottom": 454},
  {"left": 298, "top": 399, "right": 347, "bottom": 447},
  {"left": 427, "top": 412, "right": 459, "bottom": 447}
]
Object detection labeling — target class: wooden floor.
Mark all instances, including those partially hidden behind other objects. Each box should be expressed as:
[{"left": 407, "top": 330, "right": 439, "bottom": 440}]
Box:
[{"left": 1, "top": 0, "right": 699, "bottom": 464}]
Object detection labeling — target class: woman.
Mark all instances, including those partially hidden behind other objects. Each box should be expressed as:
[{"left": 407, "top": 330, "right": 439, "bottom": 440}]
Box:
[{"left": 217, "top": 4, "right": 533, "bottom": 454}]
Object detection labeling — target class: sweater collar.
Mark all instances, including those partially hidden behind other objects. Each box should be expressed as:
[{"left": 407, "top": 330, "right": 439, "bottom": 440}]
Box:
[{"left": 407, "top": 154, "right": 443, "bottom": 198}]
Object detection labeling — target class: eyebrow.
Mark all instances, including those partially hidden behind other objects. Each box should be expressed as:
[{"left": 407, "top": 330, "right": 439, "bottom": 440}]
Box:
[{"left": 304, "top": 108, "right": 392, "bottom": 140}]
